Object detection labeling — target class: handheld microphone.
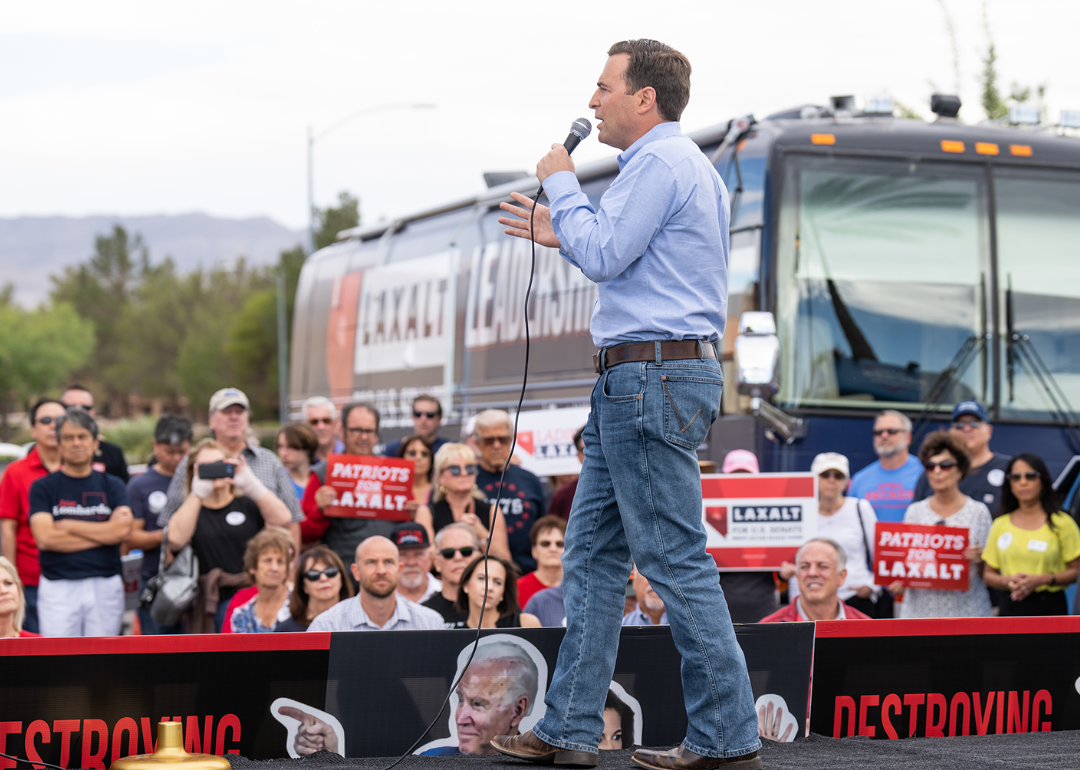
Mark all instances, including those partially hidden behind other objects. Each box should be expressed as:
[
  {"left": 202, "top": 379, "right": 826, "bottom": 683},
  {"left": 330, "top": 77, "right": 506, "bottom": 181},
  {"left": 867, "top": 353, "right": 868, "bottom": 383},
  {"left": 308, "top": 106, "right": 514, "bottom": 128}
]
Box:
[{"left": 563, "top": 117, "right": 592, "bottom": 155}]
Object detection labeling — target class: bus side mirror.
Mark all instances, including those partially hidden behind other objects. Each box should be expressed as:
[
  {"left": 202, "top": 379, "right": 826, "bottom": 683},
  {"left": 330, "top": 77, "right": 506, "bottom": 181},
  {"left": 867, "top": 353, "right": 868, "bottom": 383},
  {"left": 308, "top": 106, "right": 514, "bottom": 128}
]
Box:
[{"left": 734, "top": 311, "right": 780, "bottom": 400}]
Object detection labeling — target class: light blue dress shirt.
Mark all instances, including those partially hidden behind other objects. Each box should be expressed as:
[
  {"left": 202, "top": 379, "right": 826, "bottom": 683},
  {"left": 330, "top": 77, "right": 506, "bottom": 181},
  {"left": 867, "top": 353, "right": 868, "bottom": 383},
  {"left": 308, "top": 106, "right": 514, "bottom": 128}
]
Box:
[{"left": 543, "top": 121, "right": 730, "bottom": 349}]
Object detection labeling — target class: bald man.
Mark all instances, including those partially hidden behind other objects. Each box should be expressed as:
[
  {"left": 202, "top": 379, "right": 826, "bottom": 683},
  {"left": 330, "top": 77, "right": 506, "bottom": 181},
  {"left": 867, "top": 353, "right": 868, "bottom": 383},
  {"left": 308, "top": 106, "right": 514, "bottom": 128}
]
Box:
[{"left": 307, "top": 536, "right": 444, "bottom": 631}]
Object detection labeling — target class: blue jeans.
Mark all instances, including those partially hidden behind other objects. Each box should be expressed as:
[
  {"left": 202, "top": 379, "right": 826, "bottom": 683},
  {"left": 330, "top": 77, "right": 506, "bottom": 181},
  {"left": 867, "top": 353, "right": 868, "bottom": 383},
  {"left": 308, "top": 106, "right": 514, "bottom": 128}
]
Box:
[{"left": 532, "top": 351, "right": 760, "bottom": 758}]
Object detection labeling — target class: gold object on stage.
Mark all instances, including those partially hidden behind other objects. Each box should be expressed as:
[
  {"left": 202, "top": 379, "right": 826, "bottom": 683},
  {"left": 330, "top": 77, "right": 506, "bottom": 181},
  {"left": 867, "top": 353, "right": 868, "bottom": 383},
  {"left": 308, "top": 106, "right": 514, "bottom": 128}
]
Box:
[{"left": 110, "top": 721, "right": 232, "bottom": 770}]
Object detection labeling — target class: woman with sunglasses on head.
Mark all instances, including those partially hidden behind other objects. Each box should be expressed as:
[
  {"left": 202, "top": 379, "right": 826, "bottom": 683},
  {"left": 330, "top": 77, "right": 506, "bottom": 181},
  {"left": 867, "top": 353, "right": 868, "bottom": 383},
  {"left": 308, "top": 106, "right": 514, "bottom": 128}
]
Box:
[
  {"left": 981, "top": 454, "right": 1080, "bottom": 616},
  {"left": 890, "top": 431, "right": 993, "bottom": 618},
  {"left": 415, "top": 443, "right": 510, "bottom": 562},
  {"left": 276, "top": 545, "right": 354, "bottom": 631},
  {"left": 456, "top": 554, "right": 541, "bottom": 628},
  {"left": 780, "top": 453, "right": 880, "bottom": 617},
  {"left": 397, "top": 435, "right": 434, "bottom": 511}
]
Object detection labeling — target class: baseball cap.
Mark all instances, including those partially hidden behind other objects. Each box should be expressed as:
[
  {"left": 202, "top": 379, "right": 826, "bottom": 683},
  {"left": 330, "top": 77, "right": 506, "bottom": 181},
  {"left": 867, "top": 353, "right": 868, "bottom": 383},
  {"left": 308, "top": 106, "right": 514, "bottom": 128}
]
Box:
[
  {"left": 722, "top": 449, "right": 760, "bottom": 474},
  {"left": 951, "top": 401, "right": 990, "bottom": 422},
  {"left": 390, "top": 522, "right": 430, "bottom": 549},
  {"left": 810, "top": 452, "right": 850, "bottom": 479},
  {"left": 209, "top": 388, "right": 250, "bottom": 413}
]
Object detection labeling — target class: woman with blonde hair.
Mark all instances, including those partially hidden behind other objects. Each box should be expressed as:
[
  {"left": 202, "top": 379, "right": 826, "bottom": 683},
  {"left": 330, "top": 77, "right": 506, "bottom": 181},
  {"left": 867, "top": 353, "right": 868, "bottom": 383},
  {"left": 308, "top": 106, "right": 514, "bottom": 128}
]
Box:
[
  {"left": 415, "top": 443, "right": 510, "bottom": 562},
  {"left": 0, "top": 556, "right": 39, "bottom": 638}
]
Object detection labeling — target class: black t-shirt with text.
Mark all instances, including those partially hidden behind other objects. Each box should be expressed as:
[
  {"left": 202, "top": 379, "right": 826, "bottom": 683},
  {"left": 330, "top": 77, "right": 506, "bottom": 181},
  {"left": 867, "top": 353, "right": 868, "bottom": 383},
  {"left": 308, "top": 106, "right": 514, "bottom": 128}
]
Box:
[
  {"left": 913, "top": 452, "right": 1011, "bottom": 514},
  {"left": 422, "top": 593, "right": 468, "bottom": 629},
  {"left": 191, "top": 495, "right": 265, "bottom": 577},
  {"left": 29, "top": 470, "right": 128, "bottom": 581}
]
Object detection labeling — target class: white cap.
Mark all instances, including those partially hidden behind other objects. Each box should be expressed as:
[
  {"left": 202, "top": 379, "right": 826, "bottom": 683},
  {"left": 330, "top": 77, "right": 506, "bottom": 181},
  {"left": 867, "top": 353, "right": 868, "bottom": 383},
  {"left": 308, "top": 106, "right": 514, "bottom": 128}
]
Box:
[
  {"left": 209, "top": 387, "right": 250, "bottom": 413},
  {"left": 810, "top": 452, "right": 850, "bottom": 478}
]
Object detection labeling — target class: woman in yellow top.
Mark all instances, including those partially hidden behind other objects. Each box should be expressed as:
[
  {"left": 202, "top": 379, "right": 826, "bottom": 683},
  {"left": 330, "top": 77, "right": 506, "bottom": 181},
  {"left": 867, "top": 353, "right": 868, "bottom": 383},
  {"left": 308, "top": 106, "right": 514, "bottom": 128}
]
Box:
[{"left": 982, "top": 453, "right": 1080, "bottom": 616}]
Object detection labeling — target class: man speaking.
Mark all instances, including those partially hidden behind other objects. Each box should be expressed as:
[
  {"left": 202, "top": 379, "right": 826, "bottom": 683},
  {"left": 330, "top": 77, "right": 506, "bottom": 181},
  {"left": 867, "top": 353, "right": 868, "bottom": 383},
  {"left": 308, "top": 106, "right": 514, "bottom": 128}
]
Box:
[{"left": 493, "top": 40, "right": 760, "bottom": 770}]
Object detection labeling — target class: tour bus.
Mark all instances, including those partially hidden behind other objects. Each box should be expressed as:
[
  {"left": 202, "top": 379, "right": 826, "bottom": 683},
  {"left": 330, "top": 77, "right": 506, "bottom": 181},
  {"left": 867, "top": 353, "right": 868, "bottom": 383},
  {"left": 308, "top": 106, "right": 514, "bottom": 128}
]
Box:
[{"left": 289, "top": 95, "right": 1080, "bottom": 502}]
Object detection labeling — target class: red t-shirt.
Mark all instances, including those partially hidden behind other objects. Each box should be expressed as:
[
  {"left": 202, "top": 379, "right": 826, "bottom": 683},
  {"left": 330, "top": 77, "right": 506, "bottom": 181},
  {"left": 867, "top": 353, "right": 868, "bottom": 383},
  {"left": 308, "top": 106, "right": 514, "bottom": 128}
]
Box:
[
  {"left": 18, "top": 630, "right": 42, "bottom": 637},
  {"left": 517, "top": 571, "right": 558, "bottom": 609},
  {"left": 0, "top": 447, "right": 51, "bottom": 586}
]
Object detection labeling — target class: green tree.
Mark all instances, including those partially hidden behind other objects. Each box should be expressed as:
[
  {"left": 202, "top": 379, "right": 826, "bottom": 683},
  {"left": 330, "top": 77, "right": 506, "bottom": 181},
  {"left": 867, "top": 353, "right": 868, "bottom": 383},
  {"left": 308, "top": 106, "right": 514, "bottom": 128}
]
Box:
[{"left": 315, "top": 191, "right": 360, "bottom": 251}]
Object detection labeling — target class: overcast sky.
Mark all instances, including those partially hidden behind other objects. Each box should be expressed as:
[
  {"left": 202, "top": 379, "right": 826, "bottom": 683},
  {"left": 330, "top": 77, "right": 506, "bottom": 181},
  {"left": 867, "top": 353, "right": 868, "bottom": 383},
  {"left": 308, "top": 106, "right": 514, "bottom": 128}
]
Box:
[{"left": 2, "top": 0, "right": 1077, "bottom": 235}]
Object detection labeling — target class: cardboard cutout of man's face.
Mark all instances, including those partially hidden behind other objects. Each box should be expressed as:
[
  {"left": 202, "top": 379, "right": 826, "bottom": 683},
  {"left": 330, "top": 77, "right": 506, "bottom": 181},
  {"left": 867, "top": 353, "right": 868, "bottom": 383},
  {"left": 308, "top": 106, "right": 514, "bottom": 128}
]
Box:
[{"left": 454, "top": 660, "right": 530, "bottom": 754}]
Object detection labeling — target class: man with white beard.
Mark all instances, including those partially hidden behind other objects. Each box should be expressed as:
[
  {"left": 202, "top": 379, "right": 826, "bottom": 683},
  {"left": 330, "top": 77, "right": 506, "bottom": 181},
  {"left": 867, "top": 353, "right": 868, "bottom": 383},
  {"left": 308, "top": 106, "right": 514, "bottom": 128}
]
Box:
[
  {"left": 622, "top": 564, "right": 667, "bottom": 626},
  {"left": 391, "top": 522, "right": 441, "bottom": 604}
]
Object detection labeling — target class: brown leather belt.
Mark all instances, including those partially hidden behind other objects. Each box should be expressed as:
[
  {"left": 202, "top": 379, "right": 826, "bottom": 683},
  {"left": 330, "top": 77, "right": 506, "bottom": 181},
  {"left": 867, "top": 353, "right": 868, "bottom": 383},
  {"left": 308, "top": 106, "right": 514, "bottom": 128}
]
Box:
[{"left": 593, "top": 340, "right": 716, "bottom": 374}]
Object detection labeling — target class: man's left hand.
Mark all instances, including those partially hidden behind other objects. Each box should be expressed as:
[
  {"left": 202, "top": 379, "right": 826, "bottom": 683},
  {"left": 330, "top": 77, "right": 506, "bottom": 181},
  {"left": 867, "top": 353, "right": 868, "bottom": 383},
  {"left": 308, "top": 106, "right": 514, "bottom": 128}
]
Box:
[{"left": 536, "top": 143, "right": 574, "bottom": 184}]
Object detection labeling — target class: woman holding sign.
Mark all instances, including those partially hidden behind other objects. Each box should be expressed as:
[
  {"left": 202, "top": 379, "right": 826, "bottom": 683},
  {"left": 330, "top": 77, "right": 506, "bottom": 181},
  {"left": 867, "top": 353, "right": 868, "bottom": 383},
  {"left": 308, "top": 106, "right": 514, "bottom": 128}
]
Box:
[
  {"left": 891, "top": 432, "right": 993, "bottom": 618},
  {"left": 982, "top": 454, "right": 1080, "bottom": 616},
  {"left": 415, "top": 443, "right": 510, "bottom": 563}
]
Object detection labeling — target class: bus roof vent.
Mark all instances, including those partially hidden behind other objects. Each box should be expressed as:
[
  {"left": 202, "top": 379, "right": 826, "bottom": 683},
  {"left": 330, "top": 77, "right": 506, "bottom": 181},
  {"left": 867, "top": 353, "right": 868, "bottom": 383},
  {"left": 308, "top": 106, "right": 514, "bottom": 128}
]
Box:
[
  {"left": 1009, "top": 105, "right": 1040, "bottom": 126},
  {"left": 483, "top": 171, "right": 529, "bottom": 188},
  {"left": 931, "top": 94, "right": 962, "bottom": 119},
  {"left": 829, "top": 95, "right": 856, "bottom": 115}
]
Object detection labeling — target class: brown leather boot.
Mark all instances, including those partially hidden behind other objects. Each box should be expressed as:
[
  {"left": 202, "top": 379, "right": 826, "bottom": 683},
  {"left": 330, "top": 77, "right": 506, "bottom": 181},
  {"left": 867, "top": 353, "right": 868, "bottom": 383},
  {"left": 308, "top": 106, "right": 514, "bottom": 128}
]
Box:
[
  {"left": 632, "top": 745, "right": 762, "bottom": 770},
  {"left": 490, "top": 731, "right": 598, "bottom": 767}
]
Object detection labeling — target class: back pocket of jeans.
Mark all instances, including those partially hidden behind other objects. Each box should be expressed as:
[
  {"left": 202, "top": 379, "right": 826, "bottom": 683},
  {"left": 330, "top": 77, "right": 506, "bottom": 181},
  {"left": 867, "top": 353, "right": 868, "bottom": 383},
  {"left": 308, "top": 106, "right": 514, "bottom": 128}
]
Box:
[{"left": 661, "top": 374, "right": 721, "bottom": 449}]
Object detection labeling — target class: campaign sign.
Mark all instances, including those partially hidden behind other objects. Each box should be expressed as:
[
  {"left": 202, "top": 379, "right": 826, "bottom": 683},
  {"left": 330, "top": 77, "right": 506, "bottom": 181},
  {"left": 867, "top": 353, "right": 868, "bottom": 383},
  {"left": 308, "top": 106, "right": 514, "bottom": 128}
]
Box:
[
  {"left": 324, "top": 454, "right": 414, "bottom": 521},
  {"left": 701, "top": 474, "right": 818, "bottom": 571},
  {"left": 873, "top": 522, "right": 969, "bottom": 591}
]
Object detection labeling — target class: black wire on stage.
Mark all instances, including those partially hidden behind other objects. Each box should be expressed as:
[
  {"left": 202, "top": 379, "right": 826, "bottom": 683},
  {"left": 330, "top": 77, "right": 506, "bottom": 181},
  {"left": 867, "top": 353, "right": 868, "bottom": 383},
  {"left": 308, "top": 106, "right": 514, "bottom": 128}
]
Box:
[
  {"left": 0, "top": 751, "right": 66, "bottom": 770},
  {"left": 381, "top": 188, "right": 543, "bottom": 770}
]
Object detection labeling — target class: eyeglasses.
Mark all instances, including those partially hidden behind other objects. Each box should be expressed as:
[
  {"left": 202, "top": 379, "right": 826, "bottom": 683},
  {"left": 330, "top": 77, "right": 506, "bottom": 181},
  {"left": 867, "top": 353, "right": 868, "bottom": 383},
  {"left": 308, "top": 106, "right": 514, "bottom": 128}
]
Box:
[
  {"left": 1008, "top": 471, "right": 1040, "bottom": 482},
  {"left": 445, "top": 464, "right": 479, "bottom": 476},
  {"left": 924, "top": 460, "right": 958, "bottom": 472},
  {"left": 308, "top": 418, "right": 333, "bottom": 426},
  {"left": 873, "top": 428, "right": 903, "bottom": 437},
  {"left": 405, "top": 449, "right": 431, "bottom": 458},
  {"left": 819, "top": 470, "right": 846, "bottom": 481},
  {"left": 537, "top": 540, "right": 565, "bottom": 549},
  {"left": 346, "top": 427, "right": 377, "bottom": 436},
  {"left": 481, "top": 435, "right": 511, "bottom": 447},
  {"left": 439, "top": 546, "right": 476, "bottom": 559},
  {"left": 65, "top": 403, "right": 93, "bottom": 412},
  {"left": 951, "top": 420, "right": 985, "bottom": 431},
  {"left": 413, "top": 410, "right": 440, "bottom": 419},
  {"left": 304, "top": 566, "right": 341, "bottom": 581}
]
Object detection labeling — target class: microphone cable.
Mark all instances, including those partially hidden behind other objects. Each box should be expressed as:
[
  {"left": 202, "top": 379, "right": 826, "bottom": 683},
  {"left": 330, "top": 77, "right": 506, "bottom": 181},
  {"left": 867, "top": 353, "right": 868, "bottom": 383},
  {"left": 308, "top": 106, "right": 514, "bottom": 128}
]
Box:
[{"left": 382, "top": 187, "right": 543, "bottom": 770}]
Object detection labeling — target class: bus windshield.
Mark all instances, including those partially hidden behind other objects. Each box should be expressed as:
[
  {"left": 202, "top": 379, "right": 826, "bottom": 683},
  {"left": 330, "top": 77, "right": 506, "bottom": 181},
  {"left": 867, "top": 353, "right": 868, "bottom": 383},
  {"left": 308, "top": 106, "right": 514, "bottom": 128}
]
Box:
[{"left": 775, "top": 155, "right": 990, "bottom": 411}]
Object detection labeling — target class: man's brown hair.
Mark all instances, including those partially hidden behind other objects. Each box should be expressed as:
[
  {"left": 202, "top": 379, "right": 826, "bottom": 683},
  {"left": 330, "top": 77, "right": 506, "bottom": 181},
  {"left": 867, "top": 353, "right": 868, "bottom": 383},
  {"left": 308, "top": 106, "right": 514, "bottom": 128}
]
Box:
[
  {"left": 607, "top": 39, "right": 691, "bottom": 122},
  {"left": 529, "top": 515, "right": 567, "bottom": 547}
]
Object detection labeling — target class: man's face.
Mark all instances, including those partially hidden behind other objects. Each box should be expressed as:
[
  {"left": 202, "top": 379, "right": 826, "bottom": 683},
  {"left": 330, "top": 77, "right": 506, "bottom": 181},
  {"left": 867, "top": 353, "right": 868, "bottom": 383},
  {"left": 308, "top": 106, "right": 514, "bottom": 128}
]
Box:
[
  {"left": 58, "top": 421, "right": 99, "bottom": 467},
  {"left": 475, "top": 423, "right": 512, "bottom": 472},
  {"left": 632, "top": 569, "right": 664, "bottom": 614},
  {"left": 588, "top": 54, "right": 640, "bottom": 151},
  {"left": 397, "top": 546, "right": 432, "bottom": 591},
  {"left": 433, "top": 529, "right": 478, "bottom": 588},
  {"left": 455, "top": 661, "right": 529, "bottom": 754},
  {"left": 411, "top": 399, "right": 442, "bottom": 442},
  {"left": 31, "top": 403, "right": 67, "bottom": 449},
  {"left": 797, "top": 542, "right": 846, "bottom": 606},
  {"left": 352, "top": 540, "right": 399, "bottom": 598},
  {"left": 253, "top": 548, "right": 288, "bottom": 591},
  {"left": 61, "top": 389, "right": 95, "bottom": 417},
  {"left": 951, "top": 415, "right": 992, "bottom": 456},
  {"left": 344, "top": 408, "right": 378, "bottom": 456},
  {"left": 208, "top": 404, "right": 249, "bottom": 445},
  {"left": 153, "top": 440, "right": 190, "bottom": 477},
  {"left": 872, "top": 415, "right": 910, "bottom": 459},
  {"left": 531, "top": 527, "right": 565, "bottom": 570},
  {"left": 306, "top": 404, "right": 338, "bottom": 452}
]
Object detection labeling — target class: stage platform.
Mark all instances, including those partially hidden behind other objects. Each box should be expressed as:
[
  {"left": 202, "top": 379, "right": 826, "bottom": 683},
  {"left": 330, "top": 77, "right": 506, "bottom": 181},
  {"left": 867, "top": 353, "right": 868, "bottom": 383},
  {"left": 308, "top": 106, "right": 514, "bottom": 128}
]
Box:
[{"left": 227, "top": 731, "right": 1080, "bottom": 770}]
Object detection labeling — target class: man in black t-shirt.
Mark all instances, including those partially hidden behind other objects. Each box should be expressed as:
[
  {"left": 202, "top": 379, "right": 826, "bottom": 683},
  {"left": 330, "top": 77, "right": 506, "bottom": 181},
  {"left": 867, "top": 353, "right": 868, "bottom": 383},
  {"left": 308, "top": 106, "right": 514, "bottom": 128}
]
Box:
[
  {"left": 29, "top": 408, "right": 133, "bottom": 637},
  {"left": 62, "top": 385, "right": 130, "bottom": 482},
  {"left": 472, "top": 410, "right": 546, "bottom": 573}
]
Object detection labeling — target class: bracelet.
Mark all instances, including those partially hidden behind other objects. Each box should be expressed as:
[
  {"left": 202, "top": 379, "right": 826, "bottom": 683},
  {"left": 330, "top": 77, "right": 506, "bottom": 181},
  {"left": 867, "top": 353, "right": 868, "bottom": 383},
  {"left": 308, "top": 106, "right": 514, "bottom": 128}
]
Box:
[{"left": 1050, "top": 573, "right": 1057, "bottom": 586}]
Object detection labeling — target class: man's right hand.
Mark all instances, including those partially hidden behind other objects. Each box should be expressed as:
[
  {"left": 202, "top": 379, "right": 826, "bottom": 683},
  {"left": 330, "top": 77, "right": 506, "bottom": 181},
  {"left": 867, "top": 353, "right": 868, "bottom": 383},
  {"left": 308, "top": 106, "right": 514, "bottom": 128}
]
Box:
[
  {"left": 277, "top": 706, "right": 340, "bottom": 755},
  {"left": 314, "top": 486, "right": 337, "bottom": 510},
  {"left": 498, "top": 192, "right": 561, "bottom": 249}
]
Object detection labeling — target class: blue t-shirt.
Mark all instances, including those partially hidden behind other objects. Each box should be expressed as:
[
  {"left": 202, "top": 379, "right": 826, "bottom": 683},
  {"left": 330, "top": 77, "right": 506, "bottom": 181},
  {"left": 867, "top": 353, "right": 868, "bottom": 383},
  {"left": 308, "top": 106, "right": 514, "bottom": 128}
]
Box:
[
  {"left": 848, "top": 455, "right": 924, "bottom": 523},
  {"left": 127, "top": 468, "right": 172, "bottom": 581},
  {"left": 29, "top": 470, "right": 128, "bottom": 581},
  {"left": 475, "top": 464, "right": 546, "bottom": 573}
]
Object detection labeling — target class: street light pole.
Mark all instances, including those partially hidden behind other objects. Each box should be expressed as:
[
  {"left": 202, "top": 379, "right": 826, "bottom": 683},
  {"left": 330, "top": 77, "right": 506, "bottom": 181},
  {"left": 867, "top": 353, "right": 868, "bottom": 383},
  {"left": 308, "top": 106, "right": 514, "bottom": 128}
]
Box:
[{"left": 306, "top": 102, "right": 435, "bottom": 255}]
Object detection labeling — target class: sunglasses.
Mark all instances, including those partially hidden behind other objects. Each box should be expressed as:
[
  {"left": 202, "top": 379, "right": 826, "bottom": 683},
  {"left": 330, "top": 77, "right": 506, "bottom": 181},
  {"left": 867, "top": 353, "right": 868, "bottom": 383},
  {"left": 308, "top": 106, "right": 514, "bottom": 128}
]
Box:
[
  {"left": 36, "top": 416, "right": 58, "bottom": 425},
  {"left": 445, "top": 464, "right": 479, "bottom": 476},
  {"left": 308, "top": 417, "right": 333, "bottom": 426},
  {"left": 413, "top": 410, "right": 440, "bottom": 419},
  {"left": 951, "top": 420, "right": 985, "bottom": 431},
  {"left": 405, "top": 449, "right": 431, "bottom": 458},
  {"left": 1009, "top": 471, "right": 1040, "bottom": 482},
  {"left": 924, "top": 460, "right": 958, "bottom": 472},
  {"left": 481, "top": 435, "right": 511, "bottom": 447},
  {"left": 873, "top": 428, "right": 903, "bottom": 437},
  {"left": 537, "top": 540, "right": 565, "bottom": 549},
  {"left": 819, "top": 470, "right": 846, "bottom": 481},
  {"left": 439, "top": 546, "right": 476, "bottom": 559},
  {"left": 346, "top": 427, "right": 377, "bottom": 435},
  {"left": 304, "top": 566, "right": 341, "bottom": 581}
]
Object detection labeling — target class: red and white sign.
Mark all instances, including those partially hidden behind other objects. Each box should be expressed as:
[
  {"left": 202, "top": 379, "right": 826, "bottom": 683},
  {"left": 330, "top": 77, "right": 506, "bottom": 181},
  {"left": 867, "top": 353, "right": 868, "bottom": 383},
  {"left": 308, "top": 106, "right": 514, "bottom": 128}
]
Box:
[
  {"left": 873, "top": 522, "right": 969, "bottom": 591},
  {"left": 702, "top": 474, "right": 818, "bottom": 571},
  {"left": 323, "top": 454, "right": 414, "bottom": 522}
]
